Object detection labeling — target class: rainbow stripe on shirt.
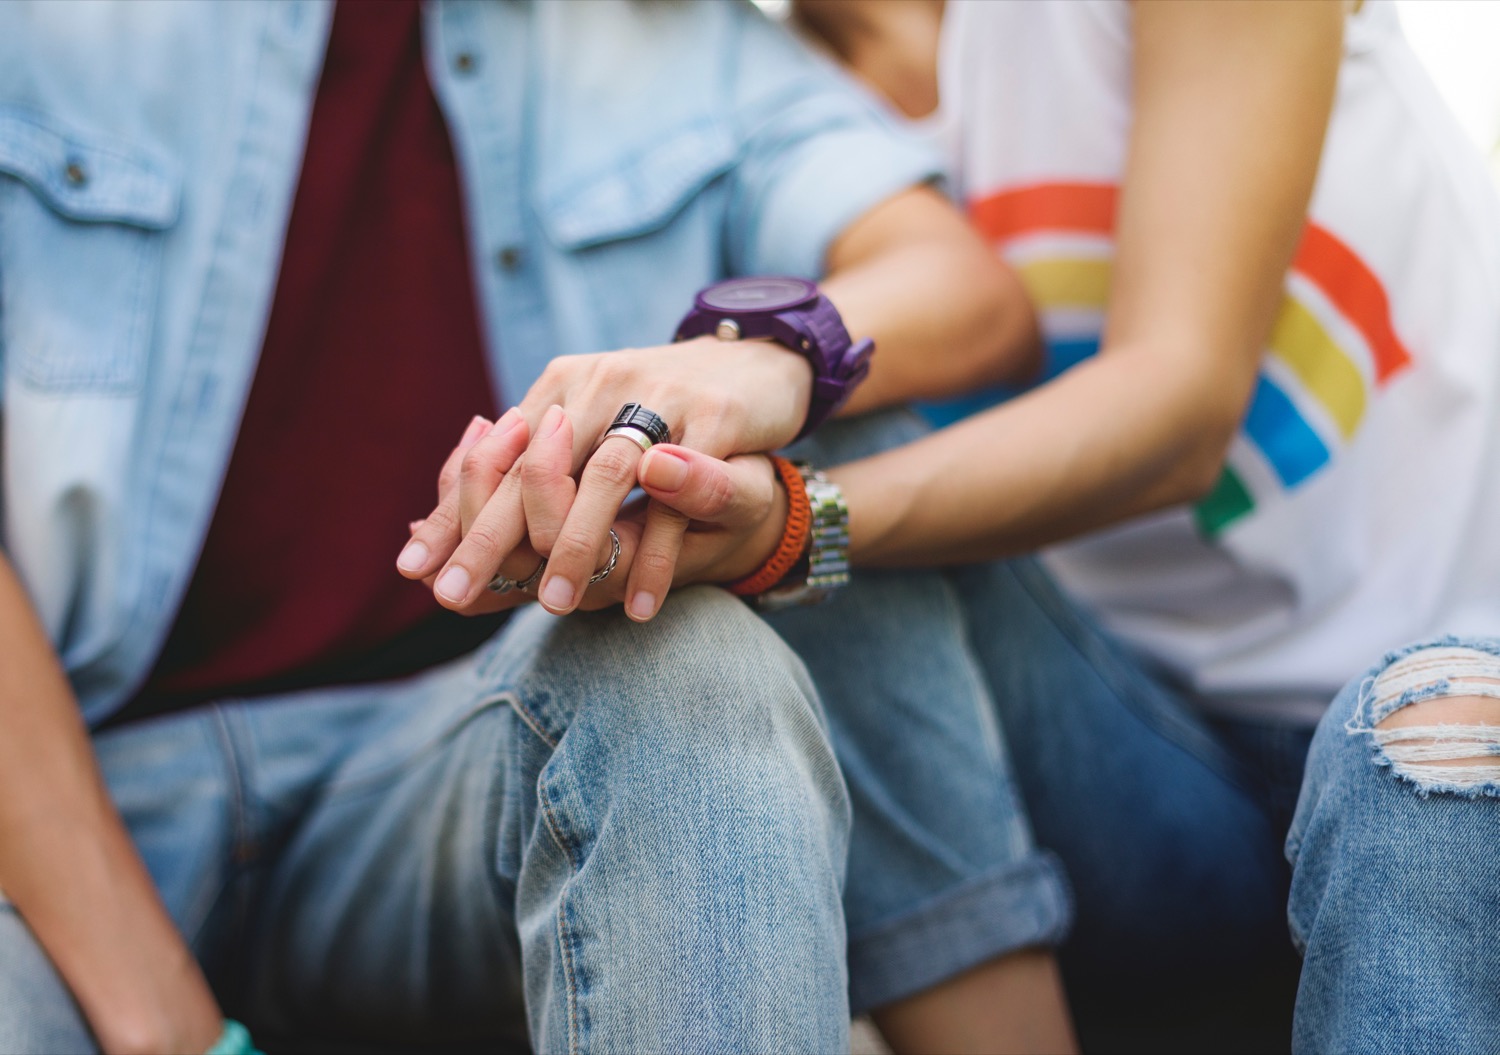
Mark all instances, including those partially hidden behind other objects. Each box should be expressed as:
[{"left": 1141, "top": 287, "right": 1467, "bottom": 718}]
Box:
[{"left": 969, "top": 181, "right": 1413, "bottom": 536}]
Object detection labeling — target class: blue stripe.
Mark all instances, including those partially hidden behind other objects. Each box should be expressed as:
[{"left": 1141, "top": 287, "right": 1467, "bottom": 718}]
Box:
[
  {"left": 918, "top": 335, "right": 1101, "bottom": 428},
  {"left": 1045, "top": 336, "right": 1099, "bottom": 378},
  {"left": 1243, "top": 374, "right": 1329, "bottom": 487}
]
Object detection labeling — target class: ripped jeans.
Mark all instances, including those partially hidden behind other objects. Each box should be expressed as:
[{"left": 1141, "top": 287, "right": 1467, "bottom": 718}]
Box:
[
  {"left": 956, "top": 560, "right": 1500, "bottom": 1055},
  {"left": 1290, "top": 638, "right": 1500, "bottom": 1053}
]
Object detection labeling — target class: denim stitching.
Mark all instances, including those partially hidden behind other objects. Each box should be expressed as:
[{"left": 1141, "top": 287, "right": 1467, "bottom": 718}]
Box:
[
  {"left": 537, "top": 765, "right": 584, "bottom": 1055},
  {"left": 201, "top": 708, "right": 253, "bottom": 948},
  {"left": 1007, "top": 560, "right": 1263, "bottom": 798},
  {"left": 319, "top": 694, "right": 513, "bottom": 797},
  {"left": 507, "top": 691, "right": 560, "bottom": 751}
]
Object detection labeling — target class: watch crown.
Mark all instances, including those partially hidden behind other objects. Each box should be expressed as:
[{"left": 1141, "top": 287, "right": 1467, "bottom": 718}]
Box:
[{"left": 715, "top": 318, "right": 742, "bottom": 341}]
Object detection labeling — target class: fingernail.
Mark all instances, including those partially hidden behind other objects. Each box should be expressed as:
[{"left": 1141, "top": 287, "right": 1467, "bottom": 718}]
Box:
[
  {"left": 642, "top": 450, "right": 689, "bottom": 491},
  {"left": 435, "top": 565, "right": 471, "bottom": 602},
  {"left": 460, "top": 415, "right": 491, "bottom": 447},
  {"left": 538, "top": 404, "right": 565, "bottom": 439},
  {"left": 540, "top": 577, "right": 574, "bottom": 611},
  {"left": 397, "top": 539, "right": 429, "bottom": 573},
  {"left": 495, "top": 407, "right": 525, "bottom": 436},
  {"left": 629, "top": 591, "right": 657, "bottom": 621}
]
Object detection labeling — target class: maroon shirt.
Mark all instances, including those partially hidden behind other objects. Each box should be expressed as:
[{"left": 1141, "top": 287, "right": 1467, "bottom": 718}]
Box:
[{"left": 121, "top": 0, "right": 504, "bottom": 721}]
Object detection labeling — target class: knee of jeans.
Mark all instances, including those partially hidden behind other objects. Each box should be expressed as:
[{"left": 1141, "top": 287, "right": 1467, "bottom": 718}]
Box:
[
  {"left": 1347, "top": 642, "right": 1500, "bottom": 796},
  {"left": 503, "top": 585, "right": 829, "bottom": 750}
]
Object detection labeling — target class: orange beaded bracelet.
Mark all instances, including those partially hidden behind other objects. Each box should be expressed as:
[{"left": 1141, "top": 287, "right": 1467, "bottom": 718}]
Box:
[{"left": 726, "top": 456, "right": 812, "bottom": 597}]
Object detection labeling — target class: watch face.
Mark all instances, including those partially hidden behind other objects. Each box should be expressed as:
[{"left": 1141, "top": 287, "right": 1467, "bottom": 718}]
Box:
[{"left": 696, "top": 276, "right": 818, "bottom": 314}]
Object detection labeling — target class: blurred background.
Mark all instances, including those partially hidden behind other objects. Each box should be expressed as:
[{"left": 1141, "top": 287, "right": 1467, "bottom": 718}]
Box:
[
  {"left": 753, "top": 0, "right": 1500, "bottom": 186},
  {"left": 1398, "top": 0, "right": 1500, "bottom": 184}
]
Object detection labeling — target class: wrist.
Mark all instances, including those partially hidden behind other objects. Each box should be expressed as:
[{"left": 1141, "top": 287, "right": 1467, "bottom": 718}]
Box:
[{"left": 675, "top": 277, "right": 873, "bottom": 442}]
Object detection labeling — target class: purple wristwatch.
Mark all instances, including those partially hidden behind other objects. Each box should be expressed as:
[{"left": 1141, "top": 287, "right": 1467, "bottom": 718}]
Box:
[{"left": 674, "top": 276, "right": 874, "bottom": 441}]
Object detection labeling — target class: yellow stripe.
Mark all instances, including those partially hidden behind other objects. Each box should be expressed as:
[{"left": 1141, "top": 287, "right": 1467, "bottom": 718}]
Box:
[
  {"left": 1016, "top": 257, "right": 1368, "bottom": 441},
  {"left": 1267, "top": 295, "right": 1365, "bottom": 440},
  {"left": 1017, "top": 258, "right": 1112, "bottom": 311}
]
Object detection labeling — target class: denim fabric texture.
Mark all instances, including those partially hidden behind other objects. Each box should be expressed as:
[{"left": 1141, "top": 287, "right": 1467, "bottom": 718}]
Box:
[
  {"left": 779, "top": 412, "right": 1071, "bottom": 1013},
  {"left": 0, "top": 0, "right": 939, "bottom": 726},
  {"left": 0, "top": 589, "right": 852, "bottom": 1054},
  {"left": 956, "top": 558, "right": 1500, "bottom": 1053},
  {"left": 1288, "top": 640, "right": 1500, "bottom": 1054}
]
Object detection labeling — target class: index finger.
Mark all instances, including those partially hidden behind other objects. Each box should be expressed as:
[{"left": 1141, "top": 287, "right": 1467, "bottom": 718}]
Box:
[
  {"left": 535, "top": 433, "right": 647, "bottom": 614},
  {"left": 398, "top": 408, "right": 526, "bottom": 581}
]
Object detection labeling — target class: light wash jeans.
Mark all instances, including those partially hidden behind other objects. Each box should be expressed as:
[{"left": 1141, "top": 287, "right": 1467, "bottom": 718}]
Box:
[
  {"left": 778, "top": 412, "right": 1070, "bottom": 1014},
  {"left": 957, "top": 558, "right": 1500, "bottom": 1055},
  {"left": 0, "top": 588, "right": 851, "bottom": 1054}
]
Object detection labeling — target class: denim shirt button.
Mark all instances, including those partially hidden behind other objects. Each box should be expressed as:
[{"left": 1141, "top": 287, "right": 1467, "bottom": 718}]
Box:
[
  {"left": 453, "top": 52, "right": 477, "bottom": 74},
  {"left": 497, "top": 245, "right": 522, "bottom": 270},
  {"left": 63, "top": 160, "right": 88, "bottom": 186}
]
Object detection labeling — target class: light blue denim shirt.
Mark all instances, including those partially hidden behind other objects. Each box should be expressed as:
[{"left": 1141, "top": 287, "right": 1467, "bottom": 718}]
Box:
[{"left": 0, "top": 0, "right": 939, "bottom": 725}]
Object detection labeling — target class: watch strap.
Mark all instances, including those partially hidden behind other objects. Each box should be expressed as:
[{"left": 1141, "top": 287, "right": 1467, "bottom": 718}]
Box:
[{"left": 748, "top": 463, "right": 849, "bottom": 611}]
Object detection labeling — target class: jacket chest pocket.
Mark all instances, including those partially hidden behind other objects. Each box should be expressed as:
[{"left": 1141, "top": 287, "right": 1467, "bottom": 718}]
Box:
[
  {"left": 534, "top": 120, "right": 738, "bottom": 347},
  {"left": 0, "top": 108, "right": 180, "bottom": 393}
]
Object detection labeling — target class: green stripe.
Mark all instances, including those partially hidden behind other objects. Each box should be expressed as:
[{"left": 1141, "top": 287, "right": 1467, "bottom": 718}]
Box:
[{"left": 1194, "top": 467, "right": 1254, "bottom": 537}]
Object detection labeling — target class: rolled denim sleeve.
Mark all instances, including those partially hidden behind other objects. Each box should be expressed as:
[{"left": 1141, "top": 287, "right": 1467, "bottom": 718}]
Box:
[{"left": 722, "top": 14, "right": 945, "bottom": 281}]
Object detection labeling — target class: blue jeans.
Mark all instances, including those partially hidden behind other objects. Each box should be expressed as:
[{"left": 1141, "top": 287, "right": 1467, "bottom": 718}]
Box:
[
  {"left": 957, "top": 558, "right": 1500, "bottom": 1054},
  {"left": 0, "top": 589, "right": 851, "bottom": 1054},
  {"left": 778, "top": 411, "right": 1071, "bottom": 1015}
]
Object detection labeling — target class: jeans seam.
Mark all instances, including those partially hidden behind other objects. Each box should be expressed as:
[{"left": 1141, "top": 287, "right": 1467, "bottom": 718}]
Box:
[
  {"left": 506, "top": 690, "right": 560, "bottom": 750},
  {"left": 317, "top": 694, "right": 513, "bottom": 798},
  {"left": 538, "top": 758, "right": 584, "bottom": 1055},
  {"left": 1009, "top": 560, "right": 1265, "bottom": 799},
  {"left": 200, "top": 708, "right": 253, "bottom": 957}
]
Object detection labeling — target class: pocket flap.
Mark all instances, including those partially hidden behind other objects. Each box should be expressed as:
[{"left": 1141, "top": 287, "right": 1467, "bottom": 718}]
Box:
[
  {"left": 0, "top": 107, "right": 180, "bottom": 229},
  {"left": 538, "top": 119, "right": 736, "bottom": 250}
]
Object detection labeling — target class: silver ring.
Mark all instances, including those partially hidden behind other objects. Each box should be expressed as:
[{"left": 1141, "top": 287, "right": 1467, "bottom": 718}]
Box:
[
  {"left": 488, "top": 557, "right": 547, "bottom": 594},
  {"left": 589, "top": 529, "right": 621, "bottom": 585},
  {"left": 603, "top": 403, "right": 672, "bottom": 452},
  {"left": 603, "top": 424, "right": 656, "bottom": 452}
]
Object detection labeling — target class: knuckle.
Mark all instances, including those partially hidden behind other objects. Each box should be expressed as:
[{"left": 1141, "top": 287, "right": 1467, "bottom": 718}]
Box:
[
  {"left": 459, "top": 521, "right": 508, "bottom": 559},
  {"left": 521, "top": 453, "right": 556, "bottom": 486},
  {"left": 701, "top": 471, "right": 735, "bottom": 516},
  {"left": 459, "top": 445, "right": 499, "bottom": 483},
  {"left": 422, "top": 502, "right": 460, "bottom": 538},
  {"left": 586, "top": 445, "right": 637, "bottom": 487},
  {"left": 552, "top": 525, "right": 599, "bottom": 564},
  {"left": 635, "top": 547, "right": 677, "bottom": 580}
]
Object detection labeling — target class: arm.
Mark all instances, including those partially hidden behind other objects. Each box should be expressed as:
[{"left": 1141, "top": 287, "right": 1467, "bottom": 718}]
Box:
[
  {"left": 833, "top": 0, "right": 1344, "bottom": 564},
  {"left": 823, "top": 186, "right": 1041, "bottom": 415},
  {"left": 399, "top": 183, "right": 1036, "bottom": 618},
  {"left": 0, "top": 555, "right": 222, "bottom": 1054},
  {"left": 639, "top": 1, "right": 1346, "bottom": 572}
]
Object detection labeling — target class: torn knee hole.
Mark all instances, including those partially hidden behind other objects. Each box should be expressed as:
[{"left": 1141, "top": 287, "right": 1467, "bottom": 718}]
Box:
[{"left": 1362, "top": 647, "right": 1500, "bottom": 789}]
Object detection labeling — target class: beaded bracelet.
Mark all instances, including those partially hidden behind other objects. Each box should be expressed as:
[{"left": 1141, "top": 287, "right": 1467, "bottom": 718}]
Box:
[
  {"left": 206, "top": 1020, "right": 262, "bottom": 1055},
  {"left": 726, "top": 456, "right": 812, "bottom": 597}
]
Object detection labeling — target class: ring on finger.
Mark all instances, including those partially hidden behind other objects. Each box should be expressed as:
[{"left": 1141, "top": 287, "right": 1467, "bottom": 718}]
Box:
[
  {"left": 488, "top": 557, "right": 547, "bottom": 594},
  {"left": 601, "top": 402, "right": 672, "bottom": 452},
  {"left": 589, "top": 529, "right": 622, "bottom": 585}
]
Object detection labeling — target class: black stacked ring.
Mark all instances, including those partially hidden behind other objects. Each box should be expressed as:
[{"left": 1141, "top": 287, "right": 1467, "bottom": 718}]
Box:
[{"left": 604, "top": 402, "right": 672, "bottom": 451}]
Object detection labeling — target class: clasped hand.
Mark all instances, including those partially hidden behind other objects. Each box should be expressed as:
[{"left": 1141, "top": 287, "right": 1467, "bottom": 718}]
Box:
[{"left": 395, "top": 338, "right": 802, "bottom": 620}]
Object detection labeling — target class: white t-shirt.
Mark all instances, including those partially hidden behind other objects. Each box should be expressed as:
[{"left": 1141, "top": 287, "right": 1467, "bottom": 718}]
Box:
[{"left": 941, "top": 0, "right": 1500, "bottom": 723}]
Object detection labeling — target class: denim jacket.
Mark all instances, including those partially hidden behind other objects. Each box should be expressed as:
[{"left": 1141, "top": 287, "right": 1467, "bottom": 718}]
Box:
[{"left": 0, "top": 0, "right": 936, "bottom": 724}]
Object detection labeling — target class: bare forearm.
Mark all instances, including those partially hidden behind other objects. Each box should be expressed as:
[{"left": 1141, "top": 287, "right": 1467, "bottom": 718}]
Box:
[
  {"left": 822, "top": 187, "right": 1041, "bottom": 416},
  {"left": 831, "top": 347, "right": 1238, "bottom": 566},
  {"left": 0, "top": 556, "right": 221, "bottom": 1054}
]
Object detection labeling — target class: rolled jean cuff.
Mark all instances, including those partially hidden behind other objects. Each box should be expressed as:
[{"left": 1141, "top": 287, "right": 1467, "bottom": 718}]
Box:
[{"left": 847, "top": 851, "right": 1072, "bottom": 1014}]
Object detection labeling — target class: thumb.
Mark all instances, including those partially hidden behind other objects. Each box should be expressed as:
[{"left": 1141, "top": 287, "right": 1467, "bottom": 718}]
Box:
[{"left": 638, "top": 445, "right": 770, "bottom": 526}]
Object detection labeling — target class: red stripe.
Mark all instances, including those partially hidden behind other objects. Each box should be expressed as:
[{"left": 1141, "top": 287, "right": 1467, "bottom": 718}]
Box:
[
  {"left": 1291, "top": 224, "right": 1412, "bottom": 383},
  {"left": 969, "top": 182, "right": 1118, "bottom": 242},
  {"left": 971, "top": 180, "right": 1412, "bottom": 385}
]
